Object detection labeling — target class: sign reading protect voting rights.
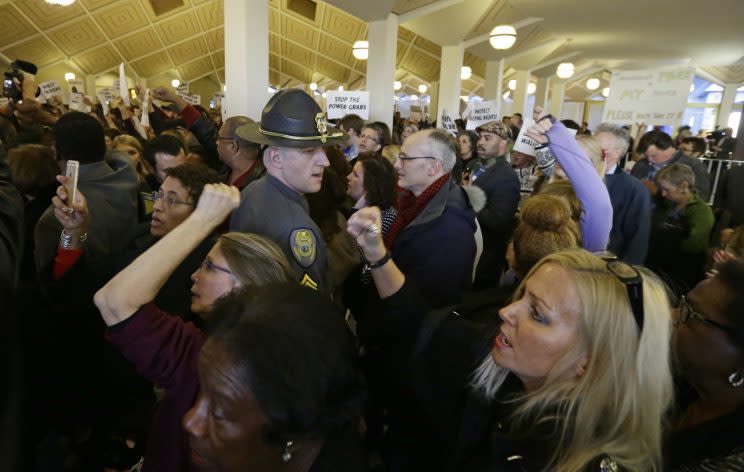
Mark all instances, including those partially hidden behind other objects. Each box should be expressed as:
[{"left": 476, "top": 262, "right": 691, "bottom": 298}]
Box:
[
  {"left": 325, "top": 91, "right": 369, "bottom": 119},
  {"left": 602, "top": 68, "right": 694, "bottom": 125},
  {"left": 464, "top": 100, "right": 500, "bottom": 130}
]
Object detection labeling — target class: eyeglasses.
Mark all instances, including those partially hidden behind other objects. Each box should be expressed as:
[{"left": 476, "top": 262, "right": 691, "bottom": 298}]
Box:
[
  {"left": 606, "top": 261, "right": 644, "bottom": 333},
  {"left": 360, "top": 133, "right": 380, "bottom": 143},
  {"left": 199, "top": 258, "right": 233, "bottom": 276},
  {"left": 150, "top": 190, "right": 194, "bottom": 208},
  {"left": 397, "top": 152, "right": 437, "bottom": 162},
  {"left": 677, "top": 295, "right": 737, "bottom": 337}
]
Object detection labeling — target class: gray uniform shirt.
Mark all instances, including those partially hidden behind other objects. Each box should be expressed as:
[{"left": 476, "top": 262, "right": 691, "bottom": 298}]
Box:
[{"left": 229, "top": 174, "right": 330, "bottom": 296}]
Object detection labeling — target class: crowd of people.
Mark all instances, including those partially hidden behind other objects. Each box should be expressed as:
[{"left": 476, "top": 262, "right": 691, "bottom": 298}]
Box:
[{"left": 1, "top": 67, "right": 743, "bottom": 472}]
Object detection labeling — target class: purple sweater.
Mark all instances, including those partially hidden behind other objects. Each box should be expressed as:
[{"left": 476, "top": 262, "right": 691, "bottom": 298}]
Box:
[
  {"left": 105, "top": 303, "right": 204, "bottom": 472},
  {"left": 545, "top": 121, "right": 613, "bottom": 252}
]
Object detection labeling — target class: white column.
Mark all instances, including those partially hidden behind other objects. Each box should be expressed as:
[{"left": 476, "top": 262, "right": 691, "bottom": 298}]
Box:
[
  {"left": 429, "top": 80, "right": 439, "bottom": 121},
  {"left": 511, "top": 70, "right": 531, "bottom": 117},
  {"left": 548, "top": 81, "right": 565, "bottom": 117},
  {"left": 534, "top": 77, "right": 549, "bottom": 110},
  {"left": 436, "top": 44, "right": 464, "bottom": 125},
  {"left": 717, "top": 83, "right": 739, "bottom": 128},
  {"left": 224, "top": 0, "right": 269, "bottom": 120},
  {"left": 367, "top": 14, "right": 398, "bottom": 129},
  {"left": 85, "top": 75, "right": 97, "bottom": 96},
  {"left": 484, "top": 59, "right": 504, "bottom": 117}
]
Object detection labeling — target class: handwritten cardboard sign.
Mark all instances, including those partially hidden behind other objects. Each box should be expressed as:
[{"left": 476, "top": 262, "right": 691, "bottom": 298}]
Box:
[
  {"left": 325, "top": 91, "right": 370, "bottom": 119},
  {"left": 439, "top": 108, "right": 458, "bottom": 136},
  {"left": 464, "top": 100, "right": 500, "bottom": 130},
  {"left": 602, "top": 68, "right": 694, "bottom": 125},
  {"left": 141, "top": 88, "right": 150, "bottom": 127},
  {"left": 39, "top": 80, "right": 64, "bottom": 99},
  {"left": 177, "top": 92, "right": 201, "bottom": 106},
  {"left": 512, "top": 119, "right": 576, "bottom": 157}
]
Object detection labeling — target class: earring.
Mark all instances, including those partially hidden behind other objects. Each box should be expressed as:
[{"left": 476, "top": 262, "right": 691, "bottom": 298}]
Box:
[
  {"left": 729, "top": 371, "right": 743, "bottom": 388},
  {"left": 281, "top": 441, "right": 294, "bottom": 463}
]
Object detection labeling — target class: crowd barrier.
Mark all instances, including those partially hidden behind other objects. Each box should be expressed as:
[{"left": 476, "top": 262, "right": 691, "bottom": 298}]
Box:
[{"left": 698, "top": 157, "right": 744, "bottom": 205}]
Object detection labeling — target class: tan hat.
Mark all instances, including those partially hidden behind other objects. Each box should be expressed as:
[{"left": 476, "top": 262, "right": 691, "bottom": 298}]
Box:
[{"left": 476, "top": 121, "right": 512, "bottom": 141}]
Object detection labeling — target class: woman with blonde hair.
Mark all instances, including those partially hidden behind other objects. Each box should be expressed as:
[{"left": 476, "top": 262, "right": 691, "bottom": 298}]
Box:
[
  {"left": 113, "top": 134, "right": 149, "bottom": 182},
  {"left": 348, "top": 205, "right": 674, "bottom": 471}
]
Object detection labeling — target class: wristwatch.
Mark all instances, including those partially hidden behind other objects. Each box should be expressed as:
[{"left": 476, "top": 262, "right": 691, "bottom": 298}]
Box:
[{"left": 363, "top": 250, "right": 391, "bottom": 271}]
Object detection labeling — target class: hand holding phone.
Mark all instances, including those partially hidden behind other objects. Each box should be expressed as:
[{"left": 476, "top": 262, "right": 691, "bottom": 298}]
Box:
[{"left": 64, "top": 160, "right": 79, "bottom": 207}]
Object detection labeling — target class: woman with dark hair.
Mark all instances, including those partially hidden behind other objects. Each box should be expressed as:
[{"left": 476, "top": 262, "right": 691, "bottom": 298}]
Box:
[
  {"left": 185, "top": 284, "right": 367, "bottom": 471},
  {"left": 346, "top": 152, "right": 398, "bottom": 247},
  {"left": 666, "top": 258, "right": 744, "bottom": 470},
  {"left": 79, "top": 184, "right": 302, "bottom": 471},
  {"left": 455, "top": 130, "right": 479, "bottom": 183}
]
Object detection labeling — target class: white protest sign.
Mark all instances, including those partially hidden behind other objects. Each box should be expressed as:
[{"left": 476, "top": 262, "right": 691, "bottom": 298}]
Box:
[
  {"left": 112, "top": 79, "right": 121, "bottom": 96},
  {"left": 177, "top": 83, "right": 189, "bottom": 94},
  {"left": 465, "top": 100, "right": 500, "bottom": 130},
  {"left": 221, "top": 92, "right": 228, "bottom": 122},
  {"left": 602, "top": 68, "right": 693, "bottom": 125},
  {"left": 141, "top": 88, "right": 150, "bottom": 127},
  {"left": 0, "top": 97, "right": 8, "bottom": 108},
  {"left": 39, "top": 80, "right": 64, "bottom": 99},
  {"left": 118, "top": 63, "right": 130, "bottom": 106},
  {"left": 69, "top": 92, "right": 84, "bottom": 111},
  {"left": 439, "top": 109, "right": 458, "bottom": 136},
  {"left": 325, "top": 91, "right": 369, "bottom": 119},
  {"left": 177, "top": 92, "right": 201, "bottom": 106},
  {"left": 67, "top": 78, "right": 84, "bottom": 94},
  {"left": 97, "top": 88, "right": 114, "bottom": 115},
  {"left": 512, "top": 119, "right": 577, "bottom": 157}
]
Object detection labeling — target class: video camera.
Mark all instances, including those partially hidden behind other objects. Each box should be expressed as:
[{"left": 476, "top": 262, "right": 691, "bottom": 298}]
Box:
[{"left": 3, "top": 59, "right": 38, "bottom": 103}]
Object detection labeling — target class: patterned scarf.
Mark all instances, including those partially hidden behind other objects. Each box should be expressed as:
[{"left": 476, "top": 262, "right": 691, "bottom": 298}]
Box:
[{"left": 384, "top": 174, "right": 450, "bottom": 248}]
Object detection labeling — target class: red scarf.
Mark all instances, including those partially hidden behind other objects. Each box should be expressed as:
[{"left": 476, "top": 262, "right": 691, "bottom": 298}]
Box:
[{"left": 384, "top": 174, "right": 450, "bottom": 248}]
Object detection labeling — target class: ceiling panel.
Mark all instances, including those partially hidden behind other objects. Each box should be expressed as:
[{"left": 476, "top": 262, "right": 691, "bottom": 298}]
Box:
[
  {"left": 204, "top": 27, "right": 224, "bottom": 51},
  {"left": 196, "top": 0, "right": 224, "bottom": 30},
  {"left": 269, "top": 53, "right": 279, "bottom": 70},
  {"left": 14, "top": 0, "right": 85, "bottom": 31},
  {"left": 281, "top": 59, "right": 313, "bottom": 84},
  {"left": 0, "top": 4, "right": 36, "bottom": 47},
  {"left": 49, "top": 18, "right": 108, "bottom": 56},
  {"left": 318, "top": 33, "right": 352, "bottom": 63},
  {"left": 315, "top": 55, "right": 349, "bottom": 84},
  {"left": 75, "top": 44, "right": 121, "bottom": 74},
  {"left": 131, "top": 50, "right": 172, "bottom": 77},
  {"left": 179, "top": 57, "right": 213, "bottom": 80},
  {"left": 281, "top": 15, "right": 319, "bottom": 47},
  {"left": 392, "top": 0, "right": 440, "bottom": 15},
  {"left": 114, "top": 27, "right": 163, "bottom": 61},
  {"left": 413, "top": 36, "right": 441, "bottom": 57},
  {"left": 79, "top": 0, "right": 119, "bottom": 10},
  {"left": 322, "top": 5, "right": 365, "bottom": 42},
  {"left": 169, "top": 36, "right": 209, "bottom": 65},
  {"left": 93, "top": 1, "right": 150, "bottom": 39},
  {"left": 156, "top": 11, "right": 201, "bottom": 45},
  {"left": 1, "top": 35, "right": 64, "bottom": 68},
  {"left": 211, "top": 50, "right": 224, "bottom": 69},
  {"left": 400, "top": 51, "right": 440, "bottom": 82},
  {"left": 281, "top": 39, "right": 316, "bottom": 67}
]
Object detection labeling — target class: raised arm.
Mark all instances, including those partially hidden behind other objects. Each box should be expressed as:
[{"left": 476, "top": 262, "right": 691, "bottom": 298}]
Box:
[
  {"left": 526, "top": 107, "right": 613, "bottom": 251},
  {"left": 94, "top": 184, "right": 239, "bottom": 326}
]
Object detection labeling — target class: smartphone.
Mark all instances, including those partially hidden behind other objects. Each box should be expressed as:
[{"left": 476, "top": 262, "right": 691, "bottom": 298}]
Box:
[{"left": 64, "top": 160, "right": 79, "bottom": 206}]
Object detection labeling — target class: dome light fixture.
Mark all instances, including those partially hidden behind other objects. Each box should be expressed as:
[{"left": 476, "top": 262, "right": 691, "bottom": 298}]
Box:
[
  {"left": 527, "top": 83, "right": 536, "bottom": 95},
  {"left": 508, "top": 79, "right": 517, "bottom": 91},
  {"left": 409, "top": 94, "right": 419, "bottom": 100},
  {"left": 586, "top": 78, "right": 600, "bottom": 90},
  {"left": 602, "top": 87, "right": 610, "bottom": 98},
  {"left": 418, "top": 84, "right": 428, "bottom": 94},
  {"left": 64, "top": 72, "right": 75, "bottom": 81},
  {"left": 309, "top": 82, "right": 318, "bottom": 91},
  {"left": 503, "top": 90, "right": 511, "bottom": 100},
  {"left": 171, "top": 79, "right": 180, "bottom": 88},
  {"left": 321, "top": 92, "right": 327, "bottom": 98},
  {"left": 223, "top": 84, "right": 227, "bottom": 91},
  {"left": 489, "top": 25, "right": 517, "bottom": 50},
  {"left": 460, "top": 66, "right": 472, "bottom": 80},
  {"left": 393, "top": 80, "right": 402, "bottom": 91},
  {"left": 556, "top": 63, "right": 575, "bottom": 79},
  {"left": 338, "top": 85, "right": 344, "bottom": 92},
  {"left": 46, "top": 0, "right": 76, "bottom": 5},
  {"left": 352, "top": 41, "right": 369, "bottom": 60}
]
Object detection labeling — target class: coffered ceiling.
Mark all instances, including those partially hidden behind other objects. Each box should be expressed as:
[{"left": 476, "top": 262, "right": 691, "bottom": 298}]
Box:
[{"left": 0, "top": 0, "right": 742, "bottom": 103}]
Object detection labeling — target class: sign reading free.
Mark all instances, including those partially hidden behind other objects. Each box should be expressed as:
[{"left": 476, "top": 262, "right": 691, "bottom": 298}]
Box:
[
  {"left": 602, "top": 68, "right": 694, "bottom": 125},
  {"left": 325, "top": 91, "right": 369, "bottom": 119}
]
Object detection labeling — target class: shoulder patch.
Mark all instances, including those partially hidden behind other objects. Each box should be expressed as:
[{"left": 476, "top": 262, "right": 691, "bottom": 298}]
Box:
[{"left": 290, "top": 228, "right": 317, "bottom": 268}]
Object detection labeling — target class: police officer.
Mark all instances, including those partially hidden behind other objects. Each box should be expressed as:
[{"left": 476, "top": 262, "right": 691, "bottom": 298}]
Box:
[{"left": 229, "top": 89, "right": 346, "bottom": 296}]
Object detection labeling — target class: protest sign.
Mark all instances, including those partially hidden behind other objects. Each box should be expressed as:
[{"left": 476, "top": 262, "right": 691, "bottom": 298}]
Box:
[
  {"left": 68, "top": 78, "right": 84, "bottom": 94},
  {"left": 177, "top": 83, "right": 189, "bottom": 94},
  {"left": 464, "top": 100, "right": 500, "bottom": 130},
  {"left": 602, "top": 68, "right": 693, "bottom": 125},
  {"left": 118, "top": 63, "right": 130, "bottom": 106},
  {"left": 439, "top": 109, "right": 458, "bottom": 136},
  {"left": 325, "top": 91, "right": 369, "bottom": 119},
  {"left": 512, "top": 119, "right": 576, "bottom": 156},
  {"left": 69, "top": 92, "right": 84, "bottom": 111},
  {"left": 39, "top": 80, "right": 64, "bottom": 99},
  {"left": 0, "top": 97, "right": 8, "bottom": 108},
  {"left": 177, "top": 92, "right": 201, "bottom": 106},
  {"left": 141, "top": 88, "right": 150, "bottom": 127}
]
